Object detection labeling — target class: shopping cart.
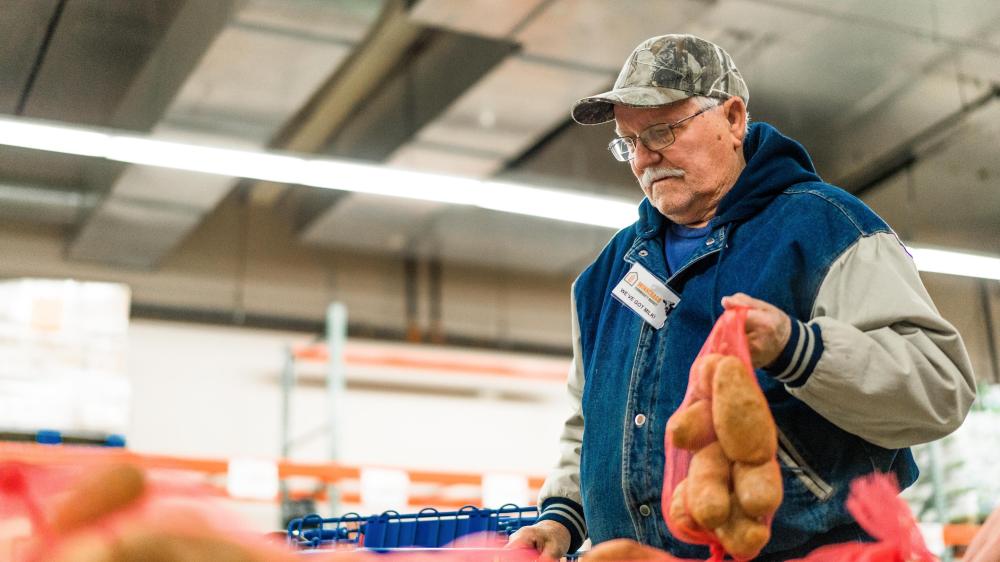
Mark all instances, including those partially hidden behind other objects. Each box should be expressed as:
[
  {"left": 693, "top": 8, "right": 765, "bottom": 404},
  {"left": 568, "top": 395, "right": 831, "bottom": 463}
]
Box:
[{"left": 287, "top": 504, "right": 539, "bottom": 551}]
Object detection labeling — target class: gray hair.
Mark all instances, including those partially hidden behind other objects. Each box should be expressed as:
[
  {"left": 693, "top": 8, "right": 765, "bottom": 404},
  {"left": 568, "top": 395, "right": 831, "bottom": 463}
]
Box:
[{"left": 691, "top": 95, "right": 751, "bottom": 135}]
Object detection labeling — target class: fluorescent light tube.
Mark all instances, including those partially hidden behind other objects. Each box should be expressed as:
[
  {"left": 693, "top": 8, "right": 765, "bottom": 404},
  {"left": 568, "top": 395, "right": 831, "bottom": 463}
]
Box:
[
  {"left": 0, "top": 115, "right": 638, "bottom": 229},
  {"left": 0, "top": 118, "right": 110, "bottom": 157},
  {"left": 302, "top": 160, "right": 483, "bottom": 206},
  {"left": 908, "top": 246, "right": 1000, "bottom": 281},
  {"left": 2, "top": 115, "right": 999, "bottom": 282},
  {"left": 478, "top": 181, "right": 636, "bottom": 229},
  {"left": 106, "top": 135, "right": 307, "bottom": 184}
]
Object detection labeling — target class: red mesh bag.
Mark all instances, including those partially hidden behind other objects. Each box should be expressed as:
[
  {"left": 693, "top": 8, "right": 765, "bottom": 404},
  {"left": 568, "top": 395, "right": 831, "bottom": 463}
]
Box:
[
  {"left": 660, "top": 307, "right": 782, "bottom": 561},
  {"left": 0, "top": 457, "right": 306, "bottom": 562},
  {"left": 585, "top": 473, "right": 936, "bottom": 562},
  {"left": 789, "top": 473, "right": 936, "bottom": 562},
  {"left": 0, "top": 454, "right": 544, "bottom": 562}
]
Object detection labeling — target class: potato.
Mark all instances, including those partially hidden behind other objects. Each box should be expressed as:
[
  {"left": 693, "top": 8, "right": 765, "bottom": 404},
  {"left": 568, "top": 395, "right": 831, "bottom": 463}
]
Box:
[
  {"left": 712, "top": 356, "right": 777, "bottom": 464},
  {"left": 685, "top": 442, "right": 731, "bottom": 529},
  {"left": 715, "top": 494, "right": 771, "bottom": 560},
  {"left": 733, "top": 460, "right": 783, "bottom": 518},
  {"left": 691, "top": 353, "right": 724, "bottom": 399},
  {"left": 668, "top": 479, "right": 700, "bottom": 533},
  {"left": 666, "top": 399, "right": 715, "bottom": 450},
  {"left": 48, "top": 533, "right": 116, "bottom": 562},
  {"left": 51, "top": 463, "right": 146, "bottom": 533}
]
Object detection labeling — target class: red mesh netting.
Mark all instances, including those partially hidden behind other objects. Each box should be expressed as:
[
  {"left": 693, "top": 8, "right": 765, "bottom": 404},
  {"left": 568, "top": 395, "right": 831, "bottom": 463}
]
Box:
[{"left": 661, "top": 307, "right": 779, "bottom": 561}]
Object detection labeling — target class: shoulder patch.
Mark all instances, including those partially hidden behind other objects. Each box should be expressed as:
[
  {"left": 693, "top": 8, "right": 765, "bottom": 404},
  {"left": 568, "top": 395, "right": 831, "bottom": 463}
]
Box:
[{"left": 782, "top": 182, "right": 890, "bottom": 236}]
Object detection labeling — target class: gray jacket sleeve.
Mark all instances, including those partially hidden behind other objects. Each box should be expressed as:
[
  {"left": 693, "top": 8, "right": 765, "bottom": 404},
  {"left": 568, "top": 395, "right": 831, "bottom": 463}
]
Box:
[
  {"left": 765, "top": 231, "right": 976, "bottom": 449},
  {"left": 536, "top": 289, "right": 588, "bottom": 552}
]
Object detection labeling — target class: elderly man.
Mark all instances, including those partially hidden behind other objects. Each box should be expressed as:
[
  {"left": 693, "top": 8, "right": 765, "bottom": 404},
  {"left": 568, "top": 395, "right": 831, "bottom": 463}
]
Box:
[{"left": 508, "top": 34, "right": 976, "bottom": 560}]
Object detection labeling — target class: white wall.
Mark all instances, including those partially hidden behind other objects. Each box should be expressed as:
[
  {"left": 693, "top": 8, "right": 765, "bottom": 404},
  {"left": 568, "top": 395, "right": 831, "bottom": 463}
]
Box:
[{"left": 125, "top": 318, "right": 573, "bottom": 530}]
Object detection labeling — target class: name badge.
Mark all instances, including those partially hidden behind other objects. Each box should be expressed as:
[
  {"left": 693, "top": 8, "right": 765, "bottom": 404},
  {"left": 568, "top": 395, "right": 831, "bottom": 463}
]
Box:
[{"left": 611, "top": 262, "right": 680, "bottom": 329}]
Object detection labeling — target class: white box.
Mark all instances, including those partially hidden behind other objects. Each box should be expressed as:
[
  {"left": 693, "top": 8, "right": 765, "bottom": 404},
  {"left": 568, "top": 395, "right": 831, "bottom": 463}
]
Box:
[{"left": 0, "top": 278, "right": 131, "bottom": 437}]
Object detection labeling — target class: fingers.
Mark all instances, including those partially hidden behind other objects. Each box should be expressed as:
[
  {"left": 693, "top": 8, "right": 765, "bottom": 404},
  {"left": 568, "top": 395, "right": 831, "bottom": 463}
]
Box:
[
  {"left": 507, "top": 522, "right": 570, "bottom": 560},
  {"left": 51, "top": 464, "right": 146, "bottom": 533},
  {"left": 721, "top": 292, "right": 749, "bottom": 308},
  {"left": 721, "top": 294, "right": 791, "bottom": 369},
  {"left": 722, "top": 292, "right": 772, "bottom": 311},
  {"left": 509, "top": 530, "right": 558, "bottom": 560},
  {"left": 721, "top": 294, "right": 785, "bottom": 336},
  {"left": 505, "top": 528, "right": 539, "bottom": 551}
]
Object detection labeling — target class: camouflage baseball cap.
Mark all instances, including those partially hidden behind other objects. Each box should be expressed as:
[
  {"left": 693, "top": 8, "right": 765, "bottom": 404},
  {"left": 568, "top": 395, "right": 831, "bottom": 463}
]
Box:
[{"left": 571, "top": 34, "right": 749, "bottom": 125}]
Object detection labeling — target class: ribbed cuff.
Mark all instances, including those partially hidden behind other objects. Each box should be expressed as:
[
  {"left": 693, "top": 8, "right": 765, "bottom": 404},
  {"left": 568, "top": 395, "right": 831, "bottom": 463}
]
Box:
[
  {"left": 538, "top": 497, "right": 586, "bottom": 554},
  {"left": 764, "top": 319, "right": 824, "bottom": 388}
]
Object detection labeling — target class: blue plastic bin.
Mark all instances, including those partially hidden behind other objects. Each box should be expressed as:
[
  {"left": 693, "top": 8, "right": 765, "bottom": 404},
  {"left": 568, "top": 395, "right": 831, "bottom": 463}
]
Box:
[{"left": 288, "top": 504, "right": 539, "bottom": 550}]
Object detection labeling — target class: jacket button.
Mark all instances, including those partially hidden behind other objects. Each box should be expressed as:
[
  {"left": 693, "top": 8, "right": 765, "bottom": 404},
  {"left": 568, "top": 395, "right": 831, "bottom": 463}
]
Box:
[
  {"left": 639, "top": 504, "right": 652, "bottom": 516},
  {"left": 638, "top": 250, "right": 648, "bottom": 257},
  {"left": 705, "top": 238, "right": 715, "bottom": 246},
  {"left": 634, "top": 414, "right": 647, "bottom": 427}
]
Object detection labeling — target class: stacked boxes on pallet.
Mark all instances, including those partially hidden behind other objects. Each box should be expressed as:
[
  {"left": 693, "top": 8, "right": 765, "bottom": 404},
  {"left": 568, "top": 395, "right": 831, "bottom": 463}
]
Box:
[{"left": 0, "top": 279, "right": 131, "bottom": 440}]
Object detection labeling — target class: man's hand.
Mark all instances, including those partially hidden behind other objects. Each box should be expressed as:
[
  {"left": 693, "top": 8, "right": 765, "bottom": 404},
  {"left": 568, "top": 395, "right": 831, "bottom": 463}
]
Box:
[
  {"left": 721, "top": 293, "right": 791, "bottom": 369},
  {"left": 506, "top": 520, "right": 571, "bottom": 561}
]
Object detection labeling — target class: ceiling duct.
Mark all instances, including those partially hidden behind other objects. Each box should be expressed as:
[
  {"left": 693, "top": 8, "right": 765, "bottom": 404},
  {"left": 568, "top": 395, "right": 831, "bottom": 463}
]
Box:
[
  {"left": 0, "top": 182, "right": 89, "bottom": 226},
  {"left": 0, "top": 0, "right": 59, "bottom": 115},
  {"left": 6, "top": 0, "right": 189, "bottom": 126},
  {"left": 66, "top": 0, "right": 381, "bottom": 269},
  {"left": 841, "top": 84, "right": 1000, "bottom": 196},
  {"left": 0, "top": 0, "right": 194, "bottom": 240},
  {"left": 299, "top": 0, "right": 672, "bottom": 273},
  {"left": 286, "top": 24, "right": 519, "bottom": 232},
  {"left": 246, "top": 0, "right": 422, "bottom": 212},
  {"left": 857, "top": 94, "right": 1000, "bottom": 255}
]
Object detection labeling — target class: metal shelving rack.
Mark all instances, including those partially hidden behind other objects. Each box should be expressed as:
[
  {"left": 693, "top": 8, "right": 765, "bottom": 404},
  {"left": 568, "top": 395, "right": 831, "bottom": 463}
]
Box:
[{"left": 280, "top": 302, "right": 348, "bottom": 524}]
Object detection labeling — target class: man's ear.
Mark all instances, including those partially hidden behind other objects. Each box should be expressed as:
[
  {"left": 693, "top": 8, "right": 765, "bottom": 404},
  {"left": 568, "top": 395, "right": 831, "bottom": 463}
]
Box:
[{"left": 723, "top": 97, "right": 747, "bottom": 145}]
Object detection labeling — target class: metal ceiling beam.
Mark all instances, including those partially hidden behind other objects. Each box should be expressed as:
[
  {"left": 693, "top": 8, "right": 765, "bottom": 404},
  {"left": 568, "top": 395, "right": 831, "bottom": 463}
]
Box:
[
  {"left": 15, "top": 0, "right": 189, "bottom": 125},
  {"left": 249, "top": 0, "right": 424, "bottom": 207},
  {"left": 297, "top": 0, "right": 635, "bottom": 273},
  {"left": 840, "top": 83, "right": 1000, "bottom": 197},
  {"left": 108, "top": 3, "right": 239, "bottom": 132},
  {"left": 0, "top": 0, "right": 59, "bottom": 114},
  {"left": 13, "top": 0, "right": 66, "bottom": 115},
  {"left": 274, "top": 1, "right": 421, "bottom": 152},
  {"left": 290, "top": 24, "right": 518, "bottom": 233},
  {"left": 321, "top": 31, "right": 518, "bottom": 162},
  {"left": 746, "top": 0, "right": 1000, "bottom": 55},
  {"left": 66, "top": 1, "right": 239, "bottom": 268}
]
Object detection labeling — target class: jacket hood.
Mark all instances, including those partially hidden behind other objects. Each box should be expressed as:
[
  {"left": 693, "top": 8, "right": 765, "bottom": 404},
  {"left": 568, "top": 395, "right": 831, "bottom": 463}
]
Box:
[{"left": 635, "top": 122, "right": 821, "bottom": 237}]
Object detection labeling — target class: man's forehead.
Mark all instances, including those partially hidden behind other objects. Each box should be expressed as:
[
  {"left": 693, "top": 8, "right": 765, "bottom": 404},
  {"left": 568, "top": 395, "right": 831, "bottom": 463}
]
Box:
[{"left": 613, "top": 99, "right": 695, "bottom": 134}]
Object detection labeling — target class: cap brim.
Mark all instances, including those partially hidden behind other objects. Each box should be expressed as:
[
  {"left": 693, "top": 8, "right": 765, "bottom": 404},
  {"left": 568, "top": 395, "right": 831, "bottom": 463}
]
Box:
[{"left": 571, "top": 86, "right": 694, "bottom": 125}]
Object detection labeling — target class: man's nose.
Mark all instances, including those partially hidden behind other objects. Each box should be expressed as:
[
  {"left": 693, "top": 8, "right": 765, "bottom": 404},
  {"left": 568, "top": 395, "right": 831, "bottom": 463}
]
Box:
[{"left": 632, "top": 140, "right": 662, "bottom": 169}]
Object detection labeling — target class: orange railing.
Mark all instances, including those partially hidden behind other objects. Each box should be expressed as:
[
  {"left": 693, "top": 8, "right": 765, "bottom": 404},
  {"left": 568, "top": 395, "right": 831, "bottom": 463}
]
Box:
[
  {"left": 0, "top": 442, "right": 543, "bottom": 509},
  {"left": 291, "top": 342, "right": 569, "bottom": 382}
]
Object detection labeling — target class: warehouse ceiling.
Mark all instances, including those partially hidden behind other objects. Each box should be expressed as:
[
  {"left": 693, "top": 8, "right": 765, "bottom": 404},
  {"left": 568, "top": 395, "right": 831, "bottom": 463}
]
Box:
[{"left": 0, "top": 0, "right": 998, "bottom": 275}]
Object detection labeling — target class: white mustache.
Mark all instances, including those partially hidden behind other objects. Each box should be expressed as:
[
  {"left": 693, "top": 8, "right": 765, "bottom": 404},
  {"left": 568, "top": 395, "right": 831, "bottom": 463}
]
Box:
[{"left": 640, "top": 167, "right": 685, "bottom": 190}]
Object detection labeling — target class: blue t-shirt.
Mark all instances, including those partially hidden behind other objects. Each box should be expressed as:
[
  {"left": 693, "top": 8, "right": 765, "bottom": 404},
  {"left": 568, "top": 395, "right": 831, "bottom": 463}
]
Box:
[{"left": 664, "top": 222, "right": 712, "bottom": 275}]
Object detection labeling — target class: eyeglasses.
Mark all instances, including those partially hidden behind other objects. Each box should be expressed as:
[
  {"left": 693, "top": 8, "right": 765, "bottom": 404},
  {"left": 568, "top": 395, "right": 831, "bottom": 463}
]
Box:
[{"left": 608, "top": 105, "right": 717, "bottom": 162}]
